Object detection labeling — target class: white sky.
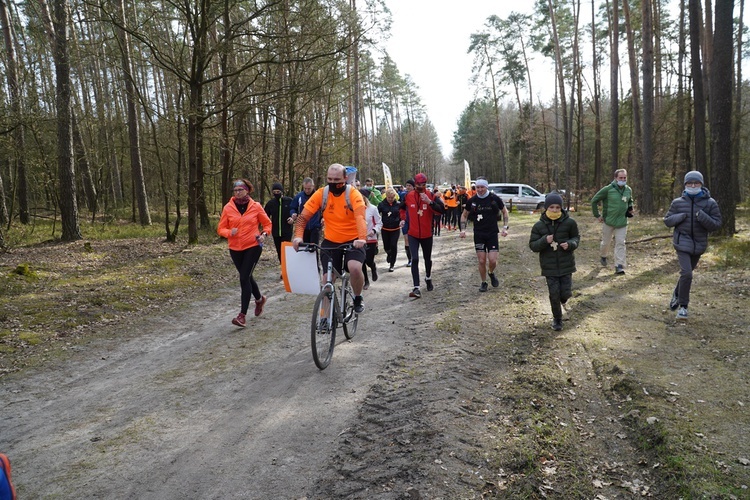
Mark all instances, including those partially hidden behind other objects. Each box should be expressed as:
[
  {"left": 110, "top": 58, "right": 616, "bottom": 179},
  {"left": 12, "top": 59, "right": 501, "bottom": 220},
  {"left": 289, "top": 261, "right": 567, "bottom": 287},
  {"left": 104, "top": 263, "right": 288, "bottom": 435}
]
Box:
[{"left": 383, "top": 0, "right": 546, "bottom": 158}]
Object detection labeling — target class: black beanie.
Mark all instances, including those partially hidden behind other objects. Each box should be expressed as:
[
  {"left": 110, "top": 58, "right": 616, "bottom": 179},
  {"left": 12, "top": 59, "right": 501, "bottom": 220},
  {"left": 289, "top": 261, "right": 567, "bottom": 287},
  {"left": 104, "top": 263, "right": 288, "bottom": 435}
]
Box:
[
  {"left": 545, "top": 192, "right": 564, "bottom": 209},
  {"left": 271, "top": 182, "right": 283, "bottom": 192}
]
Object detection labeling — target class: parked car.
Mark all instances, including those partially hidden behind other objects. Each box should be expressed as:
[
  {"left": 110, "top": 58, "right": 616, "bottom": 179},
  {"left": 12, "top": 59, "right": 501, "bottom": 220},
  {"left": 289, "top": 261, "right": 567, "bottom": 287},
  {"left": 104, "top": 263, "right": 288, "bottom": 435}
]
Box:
[{"left": 486, "top": 183, "right": 546, "bottom": 211}]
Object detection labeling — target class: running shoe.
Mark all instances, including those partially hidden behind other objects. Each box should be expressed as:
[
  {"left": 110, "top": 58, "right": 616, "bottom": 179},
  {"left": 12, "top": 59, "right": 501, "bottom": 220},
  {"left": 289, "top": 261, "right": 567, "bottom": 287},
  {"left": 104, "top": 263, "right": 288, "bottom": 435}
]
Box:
[
  {"left": 479, "top": 282, "right": 488, "bottom": 292},
  {"left": 552, "top": 318, "right": 563, "bottom": 331},
  {"left": 354, "top": 295, "right": 365, "bottom": 313},
  {"left": 254, "top": 295, "right": 267, "bottom": 317},
  {"left": 409, "top": 287, "right": 421, "bottom": 298},
  {"left": 406, "top": 260, "right": 412, "bottom": 267},
  {"left": 600, "top": 256, "right": 608, "bottom": 267},
  {"left": 489, "top": 272, "right": 499, "bottom": 288},
  {"left": 669, "top": 290, "right": 679, "bottom": 311},
  {"left": 615, "top": 264, "right": 625, "bottom": 274},
  {"left": 425, "top": 278, "right": 434, "bottom": 291},
  {"left": 676, "top": 306, "right": 688, "bottom": 320},
  {"left": 232, "top": 313, "right": 246, "bottom": 327},
  {"left": 389, "top": 265, "right": 395, "bottom": 272},
  {"left": 372, "top": 266, "right": 378, "bottom": 282}
]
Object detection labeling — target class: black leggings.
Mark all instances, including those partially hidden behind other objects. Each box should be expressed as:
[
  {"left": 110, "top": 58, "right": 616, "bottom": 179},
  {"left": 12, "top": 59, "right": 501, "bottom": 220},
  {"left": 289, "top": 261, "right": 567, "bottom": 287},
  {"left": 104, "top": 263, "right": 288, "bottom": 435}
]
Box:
[
  {"left": 381, "top": 229, "right": 400, "bottom": 266},
  {"left": 408, "top": 235, "right": 433, "bottom": 287},
  {"left": 230, "top": 246, "right": 263, "bottom": 314},
  {"left": 362, "top": 242, "right": 378, "bottom": 282}
]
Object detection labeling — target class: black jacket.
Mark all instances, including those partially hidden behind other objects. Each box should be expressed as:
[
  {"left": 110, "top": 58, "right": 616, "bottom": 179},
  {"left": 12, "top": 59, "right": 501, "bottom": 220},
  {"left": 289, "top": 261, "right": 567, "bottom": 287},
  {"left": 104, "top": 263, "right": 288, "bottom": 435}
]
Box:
[
  {"left": 264, "top": 195, "right": 294, "bottom": 239},
  {"left": 529, "top": 211, "right": 580, "bottom": 277}
]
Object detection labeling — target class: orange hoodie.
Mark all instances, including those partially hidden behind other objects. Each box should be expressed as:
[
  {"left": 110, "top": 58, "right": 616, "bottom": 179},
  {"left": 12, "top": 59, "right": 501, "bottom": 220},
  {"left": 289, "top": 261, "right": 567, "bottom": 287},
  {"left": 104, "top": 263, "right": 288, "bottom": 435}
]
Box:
[{"left": 217, "top": 197, "right": 273, "bottom": 251}]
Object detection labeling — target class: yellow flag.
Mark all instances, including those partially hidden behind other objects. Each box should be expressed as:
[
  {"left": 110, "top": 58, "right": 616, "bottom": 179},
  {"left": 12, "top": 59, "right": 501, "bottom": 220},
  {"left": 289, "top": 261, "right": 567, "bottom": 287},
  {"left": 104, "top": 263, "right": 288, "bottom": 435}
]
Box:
[
  {"left": 464, "top": 160, "right": 471, "bottom": 189},
  {"left": 382, "top": 162, "right": 393, "bottom": 191}
]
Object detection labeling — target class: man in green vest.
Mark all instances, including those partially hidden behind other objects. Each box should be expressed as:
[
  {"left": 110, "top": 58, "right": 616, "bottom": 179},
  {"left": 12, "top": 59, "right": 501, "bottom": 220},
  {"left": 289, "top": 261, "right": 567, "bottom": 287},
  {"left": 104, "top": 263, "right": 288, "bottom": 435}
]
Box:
[{"left": 590, "top": 169, "right": 634, "bottom": 275}]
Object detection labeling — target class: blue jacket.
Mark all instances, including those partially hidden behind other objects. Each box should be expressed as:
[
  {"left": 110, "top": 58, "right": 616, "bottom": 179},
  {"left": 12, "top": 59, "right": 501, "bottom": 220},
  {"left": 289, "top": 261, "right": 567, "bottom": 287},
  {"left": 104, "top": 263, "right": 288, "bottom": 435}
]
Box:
[
  {"left": 290, "top": 190, "right": 321, "bottom": 230},
  {"left": 664, "top": 188, "right": 722, "bottom": 255}
]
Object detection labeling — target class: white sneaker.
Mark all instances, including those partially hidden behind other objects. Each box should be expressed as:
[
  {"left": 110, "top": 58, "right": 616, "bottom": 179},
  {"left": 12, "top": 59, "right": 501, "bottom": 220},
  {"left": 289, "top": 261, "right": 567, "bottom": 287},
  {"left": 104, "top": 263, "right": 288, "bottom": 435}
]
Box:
[{"left": 676, "top": 306, "right": 688, "bottom": 320}]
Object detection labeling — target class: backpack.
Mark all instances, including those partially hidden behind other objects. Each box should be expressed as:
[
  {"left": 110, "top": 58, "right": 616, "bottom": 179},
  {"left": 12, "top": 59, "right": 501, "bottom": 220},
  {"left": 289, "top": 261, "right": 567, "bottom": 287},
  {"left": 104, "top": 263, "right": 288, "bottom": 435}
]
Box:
[
  {"left": 0, "top": 453, "right": 16, "bottom": 500},
  {"left": 321, "top": 184, "right": 353, "bottom": 212}
]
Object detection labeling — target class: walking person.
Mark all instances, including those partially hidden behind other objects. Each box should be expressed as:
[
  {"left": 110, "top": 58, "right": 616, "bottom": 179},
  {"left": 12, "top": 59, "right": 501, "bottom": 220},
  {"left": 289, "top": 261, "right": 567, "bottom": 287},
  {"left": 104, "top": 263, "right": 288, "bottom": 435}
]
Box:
[
  {"left": 529, "top": 193, "right": 580, "bottom": 331},
  {"left": 459, "top": 178, "right": 509, "bottom": 292},
  {"left": 378, "top": 188, "right": 402, "bottom": 272},
  {"left": 400, "top": 179, "right": 415, "bottom": 267},
  {"left": 264, "top": 182, "right": 294, "bottom": 268},
  {"left": 290, "top": 178, "right": 321, "bottom": 244},
  {"left": 360, "top": 189, "right": 382, "bottom": 290},
  {"left": 432, "top": 188, "right": 443, "bottom": 236},
  {"left": 400, "top": 173, "right": 444, "bottom": 298},
  {"left": 217, "top": 179, "right": 272, "bottom": 328},
  {"left": 590, "top": 169, "right": 634, "bottom": 274},
  {"left": 663, "top": 171, "right": 722, "bottom": 320}
]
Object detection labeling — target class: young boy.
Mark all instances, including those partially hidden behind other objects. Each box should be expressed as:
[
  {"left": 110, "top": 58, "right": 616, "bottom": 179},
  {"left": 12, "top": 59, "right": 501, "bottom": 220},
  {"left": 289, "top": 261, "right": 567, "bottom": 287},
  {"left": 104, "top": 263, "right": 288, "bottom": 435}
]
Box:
[{"left": 529, "top": 193, "right": 580, "bottom": 331}]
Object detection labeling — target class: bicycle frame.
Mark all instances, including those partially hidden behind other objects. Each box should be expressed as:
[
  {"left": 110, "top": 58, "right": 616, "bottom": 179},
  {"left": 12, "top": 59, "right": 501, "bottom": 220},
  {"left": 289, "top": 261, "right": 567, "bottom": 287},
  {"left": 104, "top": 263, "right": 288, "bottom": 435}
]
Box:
[{"left": 302, "top": 243, "right": 353, "bottom": 324}]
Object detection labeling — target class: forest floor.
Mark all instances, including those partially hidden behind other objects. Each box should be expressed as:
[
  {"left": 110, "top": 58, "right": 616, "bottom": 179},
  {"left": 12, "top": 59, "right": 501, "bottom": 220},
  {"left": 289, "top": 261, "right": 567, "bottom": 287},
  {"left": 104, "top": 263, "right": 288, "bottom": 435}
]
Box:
[{"left": 1, "top": 211, "right": 749, "bottom": 499}]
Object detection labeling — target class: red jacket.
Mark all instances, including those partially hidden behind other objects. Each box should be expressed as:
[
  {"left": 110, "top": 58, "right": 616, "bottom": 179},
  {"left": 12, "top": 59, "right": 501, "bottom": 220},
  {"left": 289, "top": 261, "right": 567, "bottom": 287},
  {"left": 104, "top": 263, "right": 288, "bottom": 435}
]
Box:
[
  {"left": 400, "top": 190, "right": 444, "bottom": 239},
  {"left": 217, "top": 198, "right": 272, "bottom": 251}
]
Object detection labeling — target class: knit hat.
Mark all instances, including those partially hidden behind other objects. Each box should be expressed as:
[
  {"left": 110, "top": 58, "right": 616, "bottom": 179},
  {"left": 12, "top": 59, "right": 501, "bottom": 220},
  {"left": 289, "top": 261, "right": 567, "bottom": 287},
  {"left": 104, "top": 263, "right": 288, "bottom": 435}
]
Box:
[
  {"left": 271, "top": 182, "right": 283, "bottom": 192},
  {"left": 545, "top": 192, "right": 564, "bottom": 209},
  {"left": 684, "top": 171, "right": 704, "bottom": 185},
  {"left": 405, "top": 179, "right": 416, "bottom": 187},
  {"left": 414, "top": 173, "right": 428, "bottom": 184}
]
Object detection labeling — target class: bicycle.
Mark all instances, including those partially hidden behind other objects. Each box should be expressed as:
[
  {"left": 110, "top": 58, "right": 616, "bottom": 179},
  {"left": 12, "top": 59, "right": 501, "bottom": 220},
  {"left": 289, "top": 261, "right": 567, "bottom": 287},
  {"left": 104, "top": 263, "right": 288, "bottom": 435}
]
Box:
[{"left": 298, "top": 243, "right": 359, "bottom": 369}]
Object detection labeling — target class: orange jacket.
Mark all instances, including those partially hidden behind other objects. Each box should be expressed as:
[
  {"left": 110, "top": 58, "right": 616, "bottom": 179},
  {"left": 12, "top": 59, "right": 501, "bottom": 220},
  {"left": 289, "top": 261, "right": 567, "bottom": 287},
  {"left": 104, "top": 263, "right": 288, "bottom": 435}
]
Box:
[
  {"left": 296, "top": 187, "right": 367, "bottom": 243},
  {"left": 217, "top": 198, "right": 272, "bottom": 251},
  {"left": 443, "top": 189, "right": 459, "bottom": 208}
]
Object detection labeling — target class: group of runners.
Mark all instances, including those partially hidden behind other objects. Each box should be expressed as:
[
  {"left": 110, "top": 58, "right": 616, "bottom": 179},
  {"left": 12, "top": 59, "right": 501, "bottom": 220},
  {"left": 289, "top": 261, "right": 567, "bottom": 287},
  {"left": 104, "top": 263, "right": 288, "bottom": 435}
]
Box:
[{"left": 218, "top": 165, "right": 722, "bottom": 331}]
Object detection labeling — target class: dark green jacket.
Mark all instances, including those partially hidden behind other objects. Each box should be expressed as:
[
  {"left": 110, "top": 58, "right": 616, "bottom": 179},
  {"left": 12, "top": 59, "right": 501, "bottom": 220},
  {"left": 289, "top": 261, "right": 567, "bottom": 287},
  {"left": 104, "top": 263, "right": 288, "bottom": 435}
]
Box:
[
  {"left": 529, "top": 211, "right": 580, "bottom": 277},
  {"left": 590, "top": 180, "right": 633, "bottom": 228}
]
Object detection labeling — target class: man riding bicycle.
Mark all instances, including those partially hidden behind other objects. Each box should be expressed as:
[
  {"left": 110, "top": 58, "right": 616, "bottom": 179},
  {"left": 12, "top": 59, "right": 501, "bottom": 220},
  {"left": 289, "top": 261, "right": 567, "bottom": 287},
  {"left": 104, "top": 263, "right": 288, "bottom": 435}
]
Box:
[{"left": 292, "top": 163, "right": 368, "bottom": 313}]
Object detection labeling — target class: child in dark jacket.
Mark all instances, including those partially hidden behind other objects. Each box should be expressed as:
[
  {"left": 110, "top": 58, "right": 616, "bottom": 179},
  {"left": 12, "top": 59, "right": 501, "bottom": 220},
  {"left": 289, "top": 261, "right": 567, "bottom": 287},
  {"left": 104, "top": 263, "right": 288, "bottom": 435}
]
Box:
[
  {"left": 529, "top": 193, "right": 580, "bottom": 331},
  {"left": 663, "top": 171, "right": 722, "bottom": 320}
]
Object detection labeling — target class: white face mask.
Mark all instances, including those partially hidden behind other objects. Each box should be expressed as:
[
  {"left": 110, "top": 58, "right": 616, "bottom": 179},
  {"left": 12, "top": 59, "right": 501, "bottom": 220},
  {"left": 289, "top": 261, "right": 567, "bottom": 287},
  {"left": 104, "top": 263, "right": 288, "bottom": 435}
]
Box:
[
  {"left": 685, "top": 186, "right": 701, "bottom": 195},
  {"left": 616, "top": 180, "right": 626, "bottom": 187}
]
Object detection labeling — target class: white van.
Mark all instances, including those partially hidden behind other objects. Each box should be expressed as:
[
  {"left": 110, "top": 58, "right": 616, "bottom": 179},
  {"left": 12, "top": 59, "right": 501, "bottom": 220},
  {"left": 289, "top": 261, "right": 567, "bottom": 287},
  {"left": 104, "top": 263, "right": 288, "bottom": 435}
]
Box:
[{"left": 486, "top": 183, "right": 546, "bottom": 210}]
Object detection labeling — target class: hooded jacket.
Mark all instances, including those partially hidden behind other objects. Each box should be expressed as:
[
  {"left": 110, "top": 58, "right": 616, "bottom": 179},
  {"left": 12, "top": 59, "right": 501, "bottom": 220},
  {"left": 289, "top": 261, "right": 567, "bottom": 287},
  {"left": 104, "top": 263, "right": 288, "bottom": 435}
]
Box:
[
  {"left": 217, "top": 198, "right": 272, "bottom": 251},
  {"left": 663, "top": 188, "right": 722, "bottom": 255},
  {"left": 529, "top": 210, "right": 580, "bottom": 277},
  {"left": 590, "top": 180, "right": 633, "bottom": 228}
]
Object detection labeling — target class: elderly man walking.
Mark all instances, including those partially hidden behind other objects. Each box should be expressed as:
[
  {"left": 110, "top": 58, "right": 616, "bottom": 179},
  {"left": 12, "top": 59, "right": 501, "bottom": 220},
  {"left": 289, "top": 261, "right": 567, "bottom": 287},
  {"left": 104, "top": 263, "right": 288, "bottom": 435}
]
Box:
[{"left": 590, "top": 169, "right": 634, "bottom": 274}]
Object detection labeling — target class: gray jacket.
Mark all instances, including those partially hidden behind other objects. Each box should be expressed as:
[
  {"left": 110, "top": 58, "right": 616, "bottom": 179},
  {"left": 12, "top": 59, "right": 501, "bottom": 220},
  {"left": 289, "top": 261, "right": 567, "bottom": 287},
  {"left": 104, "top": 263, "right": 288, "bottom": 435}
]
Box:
[{"left": 664, "top": 188, "right": 722, "bottom": 255}]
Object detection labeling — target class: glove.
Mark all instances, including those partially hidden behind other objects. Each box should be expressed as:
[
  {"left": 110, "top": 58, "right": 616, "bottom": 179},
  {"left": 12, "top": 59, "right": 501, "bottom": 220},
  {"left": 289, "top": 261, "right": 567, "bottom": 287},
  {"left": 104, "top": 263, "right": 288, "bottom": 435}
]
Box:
[{"left": 626, "top": 207, "right": 634, "bottom": 218}]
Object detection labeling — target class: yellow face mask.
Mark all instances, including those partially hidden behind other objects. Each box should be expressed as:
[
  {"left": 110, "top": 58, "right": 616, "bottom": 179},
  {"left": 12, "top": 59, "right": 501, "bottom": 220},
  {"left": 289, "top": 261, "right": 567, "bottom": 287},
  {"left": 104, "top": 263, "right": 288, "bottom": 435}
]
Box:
[{"left": 546, "top": 210, "right": 562, "bottom": 220}]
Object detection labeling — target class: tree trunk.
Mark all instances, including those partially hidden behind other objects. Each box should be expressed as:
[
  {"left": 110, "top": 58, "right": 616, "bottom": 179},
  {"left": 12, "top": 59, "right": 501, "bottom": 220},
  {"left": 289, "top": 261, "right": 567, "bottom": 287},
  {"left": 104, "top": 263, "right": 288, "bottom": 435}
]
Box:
[
  {"left": 547, "top": 0, "right": 569, "bottom": 192},
  {"left": 0, "top": 0, "right": 29, "bottom": 224},
  {"left": 689, "top": 0, "right": 707, "bottom": 171},
  {"left": 640, "top": 0, "right": 654, "bottom": 213},
  {"left": 622, "top": 0, "right": 643, "bottom": 187},
  {"left": 115, "top": 0, "right": 150, "bottom": 225},
  {"left": 607, "top": 0, "right": 619, "bottom": 175},
  {"left": 732, "top": 0, "right": 744, "bottom": 204},
  {"left": 709, "top": 0, "right": 734, "bottom": 235},
  {"left": 592, "top": 0, "right": 602, "bottom": 189},
  {"left": 53, "top": 0, "right": 81, "bottom": 241}
]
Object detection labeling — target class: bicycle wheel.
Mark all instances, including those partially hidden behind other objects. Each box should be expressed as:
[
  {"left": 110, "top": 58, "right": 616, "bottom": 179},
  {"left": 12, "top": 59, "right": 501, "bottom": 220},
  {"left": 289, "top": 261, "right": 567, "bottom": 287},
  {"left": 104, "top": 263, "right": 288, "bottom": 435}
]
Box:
[
  {"left": 311, "top": 289, "right": 336, "bottom": 369},
  {"left": 342, "top": 285, "right": 359, "bottom": 340}
]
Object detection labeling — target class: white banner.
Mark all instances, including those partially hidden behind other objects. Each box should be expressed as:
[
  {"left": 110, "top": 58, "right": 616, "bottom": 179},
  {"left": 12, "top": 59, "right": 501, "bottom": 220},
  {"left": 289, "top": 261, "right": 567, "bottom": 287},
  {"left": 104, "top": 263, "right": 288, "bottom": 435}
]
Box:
[
  {"left": 464, "top": 160, "right": 471, "bottom": 189},
  {"left": 382, "top": 162, "right": 393, "bottom": 191}
]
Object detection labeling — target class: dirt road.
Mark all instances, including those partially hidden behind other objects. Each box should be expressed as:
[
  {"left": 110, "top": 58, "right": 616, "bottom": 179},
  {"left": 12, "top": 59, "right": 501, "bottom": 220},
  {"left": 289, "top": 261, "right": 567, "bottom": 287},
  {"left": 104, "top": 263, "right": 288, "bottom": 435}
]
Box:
[{"left": 2, "top": 214, "right": 749, "bottom": 498}]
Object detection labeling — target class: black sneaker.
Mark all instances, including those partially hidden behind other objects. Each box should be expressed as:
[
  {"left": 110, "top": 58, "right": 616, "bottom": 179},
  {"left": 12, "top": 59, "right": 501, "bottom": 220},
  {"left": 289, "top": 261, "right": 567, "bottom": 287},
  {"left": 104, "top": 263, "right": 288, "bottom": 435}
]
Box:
[
  {"left": 353, "top": 295, "right": 364, "bottom": 313},
  {"left": 425, "top": 278, "right": 434, "bottom": 291},
  {"left": 489, "top": 272, "right": 499, "bottom": 288},
  {"left": 600, "top": 257, "right": 608, "bottom": 267},
  {"left": 388, "top": 265, "right": 395, "bottom": 272},
  {"left": 669, "top": 290, "right": 679, "bottom": 311},
  {"left": 479, "top": 282, "right": 488, "bottom": 292},
  {"left": 552, "top": 318, "right": 563, "bottom": 331},
  {"left": 406, "top": 260, "right": 412, "bottom": 267},
  {"left": 372, "top": 266, "right": 378, "bottom": 282},
  {"left": 615, "top": 265, "right": 625, "bottom": 274},
  {"left": 409, "top": 287, "right": 421, "bottom": 298}
]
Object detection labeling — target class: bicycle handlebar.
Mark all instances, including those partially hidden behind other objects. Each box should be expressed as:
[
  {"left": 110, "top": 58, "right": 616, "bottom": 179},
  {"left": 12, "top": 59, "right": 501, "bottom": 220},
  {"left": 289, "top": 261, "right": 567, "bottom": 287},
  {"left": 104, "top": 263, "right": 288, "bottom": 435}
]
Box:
[{"left": 298, "top": 242, "right": 354, "bottom": 253}]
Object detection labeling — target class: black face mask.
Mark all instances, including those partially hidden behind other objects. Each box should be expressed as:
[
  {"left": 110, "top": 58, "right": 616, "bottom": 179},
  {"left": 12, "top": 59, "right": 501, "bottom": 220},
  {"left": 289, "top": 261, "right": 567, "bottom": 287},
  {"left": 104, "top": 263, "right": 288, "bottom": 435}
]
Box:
[
  {"left": 328, "top": 182, "right": 346, "bottom": 195},
  {"left": 273, "top": 192, "right": 282, "bottom": 199}
]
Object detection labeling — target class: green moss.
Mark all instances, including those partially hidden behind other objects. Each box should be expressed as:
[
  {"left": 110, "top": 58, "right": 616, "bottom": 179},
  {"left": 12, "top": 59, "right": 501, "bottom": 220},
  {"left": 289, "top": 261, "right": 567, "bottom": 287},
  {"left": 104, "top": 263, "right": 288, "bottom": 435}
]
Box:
[{"left": 18, "top": 331, "right": 43, "bottom": 345}]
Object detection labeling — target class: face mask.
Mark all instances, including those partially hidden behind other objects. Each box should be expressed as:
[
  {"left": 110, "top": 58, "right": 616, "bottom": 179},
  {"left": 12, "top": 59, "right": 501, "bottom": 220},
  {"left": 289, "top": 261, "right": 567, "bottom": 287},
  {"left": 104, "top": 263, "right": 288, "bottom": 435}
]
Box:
[
  {"left": 685, "top": 187, "right": 701, "bottom": 196},
  {"left": 328, "top": 182, "right": 346, "bottom": 195},
  {"left": 273, "top": 192, "right": 281, "bottom": 199},
  {"left": 617, "top": 180, "right": 626, "bottom": 187},
  {"left": 546, "top": 210, "right": 562, "bottom": 220}
]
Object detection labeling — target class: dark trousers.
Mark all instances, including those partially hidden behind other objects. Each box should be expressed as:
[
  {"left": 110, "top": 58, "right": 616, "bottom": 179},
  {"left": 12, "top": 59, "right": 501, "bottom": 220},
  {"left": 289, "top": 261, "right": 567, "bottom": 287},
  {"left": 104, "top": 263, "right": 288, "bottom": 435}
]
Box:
[
  {"left": 408, "top": 235, "right": 433, "bottom": 287},
  {"left": 381, "top": 229, "right": 400, "bottom": 267},
  {"left": 230, "top": 246, "right": 263, "bottom": 314},
  {"left": 363, "top": 242, "right": 378, "bottom": 283},
  {"left": 675, "top": 251, "right": 701, "bottom": 307},
  {"left": 545, "top": 274, "right": 573, "bottom": 321},
  {"left": 302, "top": 227, "right": 320, "bottom": 245}
]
